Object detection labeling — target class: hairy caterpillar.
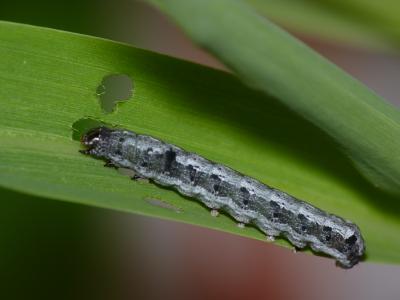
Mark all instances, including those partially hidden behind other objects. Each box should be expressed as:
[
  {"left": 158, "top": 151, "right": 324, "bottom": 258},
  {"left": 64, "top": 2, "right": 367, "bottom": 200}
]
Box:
[{"left": 80, "top": 127, "right": 365, "bottom": 268}]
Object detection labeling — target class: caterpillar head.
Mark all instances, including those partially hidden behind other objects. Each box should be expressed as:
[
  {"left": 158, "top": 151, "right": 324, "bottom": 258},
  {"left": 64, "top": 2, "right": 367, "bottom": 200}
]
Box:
[{"left": 80, "top": 126, "right": 113, "bottom": 157}]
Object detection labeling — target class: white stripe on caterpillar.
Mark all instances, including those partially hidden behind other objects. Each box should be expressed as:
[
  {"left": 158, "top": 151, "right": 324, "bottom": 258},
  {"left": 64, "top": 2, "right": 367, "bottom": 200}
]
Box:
[{"left": 80, "top": 127, "right": 365, "bottom": 268}]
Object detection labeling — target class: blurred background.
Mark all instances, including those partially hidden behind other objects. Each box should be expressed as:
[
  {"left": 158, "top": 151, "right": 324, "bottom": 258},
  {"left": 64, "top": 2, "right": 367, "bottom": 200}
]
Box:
[{"left": 1, "top": 1, "right": 400, "bottom": 299}]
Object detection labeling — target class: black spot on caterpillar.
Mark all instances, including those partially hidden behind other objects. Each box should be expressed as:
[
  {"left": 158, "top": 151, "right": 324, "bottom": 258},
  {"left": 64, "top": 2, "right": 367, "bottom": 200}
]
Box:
[{"left": 80, "top": 127, "right": 365, "bottom": 268}]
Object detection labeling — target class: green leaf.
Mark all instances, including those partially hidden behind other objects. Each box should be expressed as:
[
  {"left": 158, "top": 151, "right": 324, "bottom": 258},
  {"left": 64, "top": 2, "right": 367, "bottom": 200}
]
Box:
[
  {"left": 147, "top": 0, "right": 400, "bottom": 197},
  {"left": 246, "top": 0, "right": 400, "bottom": 51},
  {"left": 1, "top": 21, "right": 400, "bottom": 265}
]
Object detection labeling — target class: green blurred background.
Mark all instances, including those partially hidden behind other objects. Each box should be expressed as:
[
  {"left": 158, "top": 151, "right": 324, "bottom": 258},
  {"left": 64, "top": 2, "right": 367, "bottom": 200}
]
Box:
[{"left": 1, "top": 1, "right": 400, "bottom": 299}]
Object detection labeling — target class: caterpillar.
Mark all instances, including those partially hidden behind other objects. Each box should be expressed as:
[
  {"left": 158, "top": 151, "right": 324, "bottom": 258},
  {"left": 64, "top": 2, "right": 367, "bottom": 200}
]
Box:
[{"left": 80, "top": 127, "right": 365, "bottom": 268}]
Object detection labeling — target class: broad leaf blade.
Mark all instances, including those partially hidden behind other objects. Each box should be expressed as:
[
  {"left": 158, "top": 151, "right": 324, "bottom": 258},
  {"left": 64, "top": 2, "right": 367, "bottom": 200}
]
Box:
[{"left": 0, "top": 21, "right": 400, "bottom": 265}]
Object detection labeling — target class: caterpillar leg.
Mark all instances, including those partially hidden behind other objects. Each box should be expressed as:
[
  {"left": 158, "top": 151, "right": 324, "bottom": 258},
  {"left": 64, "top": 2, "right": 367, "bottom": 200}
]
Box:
[
  {"left": 79, "top": 149, "right": 91, "bottom": 155},
  {"left": 237, "top": 223, "right": 245, "bottom": 229},
  {"left": 132, "top": 175, "right": 150, "bottom": 183},
  {"left": 116, "top": 168, "right": 150, "bottom": 183},
  {"left": 210, "top": 209, "right": 219, "bottom": 217},
  {"left": 292, "top": 246, "right": 301, "bottom": 254},
  {"left": 104, "top": 161, "right": 118, "bottom": 168}
]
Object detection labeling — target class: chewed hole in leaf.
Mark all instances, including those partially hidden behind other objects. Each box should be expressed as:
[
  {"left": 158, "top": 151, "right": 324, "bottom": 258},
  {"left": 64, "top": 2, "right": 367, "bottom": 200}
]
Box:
[
  {"left": 71, "top": 117, "right": 113, "bottom": 141},
  {"left": 96, "top": 74, "right": 133, "bottom": 113}
]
